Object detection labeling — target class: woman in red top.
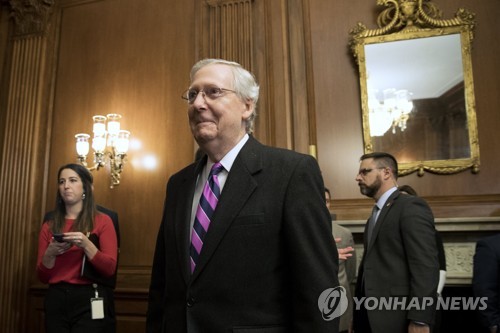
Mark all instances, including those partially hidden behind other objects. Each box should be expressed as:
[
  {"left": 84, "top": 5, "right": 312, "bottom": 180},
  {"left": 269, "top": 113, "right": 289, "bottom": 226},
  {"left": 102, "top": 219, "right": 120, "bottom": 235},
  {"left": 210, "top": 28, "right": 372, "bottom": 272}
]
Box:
[{"left": 36, "top": 163, "right": 118, "bottom": 333}]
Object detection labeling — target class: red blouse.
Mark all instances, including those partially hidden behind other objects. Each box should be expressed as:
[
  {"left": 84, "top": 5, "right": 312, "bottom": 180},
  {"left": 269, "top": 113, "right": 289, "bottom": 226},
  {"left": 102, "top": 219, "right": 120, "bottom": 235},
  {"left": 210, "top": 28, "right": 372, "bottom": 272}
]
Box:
[{"left": 37, "top": 213, "right": 118, "bottom": 285}]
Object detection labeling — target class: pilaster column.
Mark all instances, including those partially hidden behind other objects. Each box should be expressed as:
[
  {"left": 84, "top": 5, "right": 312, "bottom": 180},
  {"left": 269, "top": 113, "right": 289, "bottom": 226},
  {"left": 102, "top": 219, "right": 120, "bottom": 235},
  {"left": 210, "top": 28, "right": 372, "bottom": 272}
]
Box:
[{"left": 0, "top": 0, "right": 55, "bottom": 331}]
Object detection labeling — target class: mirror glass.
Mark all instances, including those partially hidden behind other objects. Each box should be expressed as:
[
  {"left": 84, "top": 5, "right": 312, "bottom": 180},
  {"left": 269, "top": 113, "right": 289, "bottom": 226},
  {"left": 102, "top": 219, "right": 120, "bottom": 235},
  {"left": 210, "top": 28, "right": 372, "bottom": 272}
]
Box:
[
  {"left": 366, "top": 33, "right": 468, "bottom": 161},
  {"left": 350, "top": 1, "right": 480, "bottom": 176}
]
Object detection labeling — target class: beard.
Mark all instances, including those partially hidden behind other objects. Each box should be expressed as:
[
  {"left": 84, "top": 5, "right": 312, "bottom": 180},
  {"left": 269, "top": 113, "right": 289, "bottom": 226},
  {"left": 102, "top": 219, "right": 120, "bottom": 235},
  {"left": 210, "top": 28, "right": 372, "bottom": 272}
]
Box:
[{"left": 359, "top": 176, "right": 382, "bottom": 198}]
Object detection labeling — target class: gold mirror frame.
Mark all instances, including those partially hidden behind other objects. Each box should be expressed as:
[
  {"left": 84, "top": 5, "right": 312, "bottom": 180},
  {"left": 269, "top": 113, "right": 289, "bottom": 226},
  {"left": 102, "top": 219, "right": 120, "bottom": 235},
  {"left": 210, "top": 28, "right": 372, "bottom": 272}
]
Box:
[{"left": 349, "top": 0, "right": 479, "bottom": 176}]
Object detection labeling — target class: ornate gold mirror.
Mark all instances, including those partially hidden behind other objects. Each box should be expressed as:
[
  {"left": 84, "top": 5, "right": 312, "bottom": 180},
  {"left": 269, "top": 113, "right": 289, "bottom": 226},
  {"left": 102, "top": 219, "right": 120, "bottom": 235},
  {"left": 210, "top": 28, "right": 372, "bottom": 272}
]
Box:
[{"left": 349, "top": 0, "right": 480, "bottom": 176}]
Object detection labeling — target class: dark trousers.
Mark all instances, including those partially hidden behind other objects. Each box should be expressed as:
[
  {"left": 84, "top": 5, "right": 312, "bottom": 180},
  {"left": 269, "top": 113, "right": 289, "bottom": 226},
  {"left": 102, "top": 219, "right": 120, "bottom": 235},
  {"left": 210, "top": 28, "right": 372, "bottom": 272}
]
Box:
[
  {"left": 44, "top": 283, "right": 115, "bottom": 333},
  {"left": 353, "top": 300, "right": 372, "bottom": 333},
  {"left": 353, "top": 278, "right": 372, "bottom": 333}
]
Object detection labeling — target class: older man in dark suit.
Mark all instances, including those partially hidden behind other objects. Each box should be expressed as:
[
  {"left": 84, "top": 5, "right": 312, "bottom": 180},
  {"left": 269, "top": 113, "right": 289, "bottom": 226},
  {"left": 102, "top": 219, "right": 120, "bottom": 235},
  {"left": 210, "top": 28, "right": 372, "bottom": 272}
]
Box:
[
  {"left": 353, "top": 152, "right": 439, "bottom": 333},
  {"left": 473, "top": 234, "right": 500, "bottom": 333},
  {"left": 146, "top": 59, "right": 340, "bottom": 332}
]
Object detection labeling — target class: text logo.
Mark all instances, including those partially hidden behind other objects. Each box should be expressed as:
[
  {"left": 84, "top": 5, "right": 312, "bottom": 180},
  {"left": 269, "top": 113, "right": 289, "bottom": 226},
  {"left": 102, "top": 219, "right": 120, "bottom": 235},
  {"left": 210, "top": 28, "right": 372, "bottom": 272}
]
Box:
[
  {"left": 318, "top": 286, "right": 348, "bottom": 321},
  {"left": 352, "top": 296, "right": 488, "bottom": 311}
]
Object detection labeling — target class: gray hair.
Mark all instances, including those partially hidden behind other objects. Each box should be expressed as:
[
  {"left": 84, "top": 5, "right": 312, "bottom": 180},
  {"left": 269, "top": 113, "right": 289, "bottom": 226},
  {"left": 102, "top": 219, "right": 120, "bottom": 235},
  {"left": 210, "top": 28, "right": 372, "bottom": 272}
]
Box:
[{"left": 190, "top": 59, "right": 259, "bottom": 133}]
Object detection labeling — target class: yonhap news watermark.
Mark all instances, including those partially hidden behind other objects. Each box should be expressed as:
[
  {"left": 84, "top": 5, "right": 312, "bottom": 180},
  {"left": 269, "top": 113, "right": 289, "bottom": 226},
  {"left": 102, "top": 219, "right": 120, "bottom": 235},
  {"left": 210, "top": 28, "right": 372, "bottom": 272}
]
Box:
[{"left": 318, "top": 286, "right": 488, "bottom": 321}]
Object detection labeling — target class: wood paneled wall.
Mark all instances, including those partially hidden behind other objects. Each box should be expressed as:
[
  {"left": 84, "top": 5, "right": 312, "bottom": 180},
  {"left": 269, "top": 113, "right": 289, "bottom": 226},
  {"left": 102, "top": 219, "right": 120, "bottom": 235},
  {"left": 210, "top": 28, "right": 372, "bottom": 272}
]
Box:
[{"left": 0, "top": 0, "right": 499, "bottom": 331}]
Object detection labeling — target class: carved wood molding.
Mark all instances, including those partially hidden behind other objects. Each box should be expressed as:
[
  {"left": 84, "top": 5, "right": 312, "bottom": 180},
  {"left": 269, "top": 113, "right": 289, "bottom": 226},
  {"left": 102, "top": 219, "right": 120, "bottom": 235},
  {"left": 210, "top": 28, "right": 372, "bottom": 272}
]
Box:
[
  {"left": 0, "top": 33, "right": 52, "bottom": 331},
  {"left": 9, "top": 0, "right": 55, "bottom": 37},
  {"left": 200, "top": 0, "right": 254, "bottom": 70}
]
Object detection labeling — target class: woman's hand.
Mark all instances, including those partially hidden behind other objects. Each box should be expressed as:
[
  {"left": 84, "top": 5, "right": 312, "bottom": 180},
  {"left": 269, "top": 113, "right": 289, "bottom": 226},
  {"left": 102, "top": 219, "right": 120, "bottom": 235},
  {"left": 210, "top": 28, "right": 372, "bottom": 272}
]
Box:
[
  {"left": 63, "top": 232, "right": 98, "bottom": 260},
  {"left": 62, "top": 232, "right": 89, "bottom": 248},
  {"left": 42, "top": 239, "right": 71, "bottom": 269},
  {"left": 46, "top": 239, "right": 71, "bottom": 256}
]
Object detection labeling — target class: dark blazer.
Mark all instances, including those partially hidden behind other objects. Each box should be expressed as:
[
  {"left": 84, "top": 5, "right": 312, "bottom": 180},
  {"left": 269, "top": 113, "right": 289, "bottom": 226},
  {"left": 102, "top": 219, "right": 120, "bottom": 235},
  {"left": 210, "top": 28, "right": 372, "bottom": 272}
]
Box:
[
  {"left": 146, "top": 136, "right": 340, "bottom": 333},
  {"left": 473, "top": 234, "right": 500, "bottom": 329},
  {"left": 95, "top": 205, "right": 120, "bottom": 248},
  {"left": 354, "top": 190, "right": 439, "bottom": 333}
]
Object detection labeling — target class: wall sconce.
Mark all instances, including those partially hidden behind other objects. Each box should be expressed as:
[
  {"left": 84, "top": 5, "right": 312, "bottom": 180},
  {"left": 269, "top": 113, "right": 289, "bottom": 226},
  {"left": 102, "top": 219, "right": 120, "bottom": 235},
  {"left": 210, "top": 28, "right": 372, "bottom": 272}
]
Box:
[{"left": 75, "top": 114, "right": 130, "bottom": 188}]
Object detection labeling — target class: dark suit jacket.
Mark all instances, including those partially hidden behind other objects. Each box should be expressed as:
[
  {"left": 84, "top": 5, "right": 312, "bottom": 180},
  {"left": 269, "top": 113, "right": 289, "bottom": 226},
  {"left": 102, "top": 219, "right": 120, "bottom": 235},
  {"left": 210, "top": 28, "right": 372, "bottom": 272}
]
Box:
[
  {"left": 354, "top": 190, "right": 439, "bottom": 332},
  {"left": 146, "top": 136, "right": 340, "bottom": 333},
  {"left": 473, "top": 234, "right": 500, "bottom": 329}
]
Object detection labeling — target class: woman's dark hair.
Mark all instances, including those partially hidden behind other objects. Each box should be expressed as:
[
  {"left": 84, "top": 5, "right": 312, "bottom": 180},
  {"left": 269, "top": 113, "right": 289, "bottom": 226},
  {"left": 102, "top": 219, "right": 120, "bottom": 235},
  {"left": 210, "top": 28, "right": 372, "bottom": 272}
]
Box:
[
  {"left": 399, "top": 185, "right": 418, "bottom": 196},
  {"left": 51, "top": 163, "right": 96, "bottom": 233}
]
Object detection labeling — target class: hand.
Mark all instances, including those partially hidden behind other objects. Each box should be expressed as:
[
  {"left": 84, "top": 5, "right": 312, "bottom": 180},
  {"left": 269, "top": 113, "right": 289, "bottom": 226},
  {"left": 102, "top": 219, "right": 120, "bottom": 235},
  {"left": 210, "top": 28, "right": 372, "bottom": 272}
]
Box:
[
  {"left": 335, "top": 237, "right": 355, "bottom": 260},
  {"left": 337, "top": 246, "right": 354, "bottom": 260},
  {"left": 46, "top": 239, "right": 71, "bottom": 257},
  {"left": 42, "top": 239, "right": 71, "bottom": 269},
  {"left": 63, "top": 231, "right": 89, "bottom": 248},
  {"left": 408, "top": 321, "right": 429, "bottom": 333}
]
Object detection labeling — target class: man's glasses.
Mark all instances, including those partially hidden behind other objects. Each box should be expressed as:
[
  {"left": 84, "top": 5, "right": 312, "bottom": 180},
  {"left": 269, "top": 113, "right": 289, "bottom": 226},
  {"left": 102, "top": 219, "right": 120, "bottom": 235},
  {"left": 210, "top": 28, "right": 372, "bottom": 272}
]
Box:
[
  {"left": 181, "top": 86, "right": 236, "bottom": 104},
  {"left": 357, "top": 167, "right": 387, "bottom": 176}
]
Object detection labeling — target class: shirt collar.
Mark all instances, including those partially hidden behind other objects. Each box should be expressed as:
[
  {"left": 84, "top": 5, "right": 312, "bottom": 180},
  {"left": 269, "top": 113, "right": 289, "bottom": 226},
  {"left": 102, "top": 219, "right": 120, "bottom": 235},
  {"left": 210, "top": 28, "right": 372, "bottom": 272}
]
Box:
[
  {"left": 207, "top": 134, "right": 249, "bottom": 173},
  {"left": 376, "top": 186, "right": 398, "bottom": 210}
]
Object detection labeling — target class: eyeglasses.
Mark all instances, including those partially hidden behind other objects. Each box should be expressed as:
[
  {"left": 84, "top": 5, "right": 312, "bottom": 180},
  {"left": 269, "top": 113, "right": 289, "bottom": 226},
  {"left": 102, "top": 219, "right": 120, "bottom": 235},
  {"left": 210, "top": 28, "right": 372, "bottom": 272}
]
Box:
[
  {"left": 181, "top": 86, "right": 236, "bottom": 104},
  {"left": 357, "top": 167, "right": 386, "bottom": 176}
]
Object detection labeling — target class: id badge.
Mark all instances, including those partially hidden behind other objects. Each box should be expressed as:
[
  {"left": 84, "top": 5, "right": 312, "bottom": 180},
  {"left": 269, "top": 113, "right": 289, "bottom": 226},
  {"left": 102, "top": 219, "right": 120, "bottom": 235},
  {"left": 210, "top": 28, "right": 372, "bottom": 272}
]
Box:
[{"left": 91, "top": 297, "right": 105, "bottom": 319}]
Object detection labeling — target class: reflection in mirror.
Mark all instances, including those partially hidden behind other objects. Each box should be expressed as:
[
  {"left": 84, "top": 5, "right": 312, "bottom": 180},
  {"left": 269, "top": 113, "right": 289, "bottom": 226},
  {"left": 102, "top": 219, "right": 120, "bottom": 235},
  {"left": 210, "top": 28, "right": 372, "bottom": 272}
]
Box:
[
  {"left": 366, "top": 34, "right": 469, "bottom": 161},
  {"left": 349, "top": 0, "right": 480, "bottom": 176}
]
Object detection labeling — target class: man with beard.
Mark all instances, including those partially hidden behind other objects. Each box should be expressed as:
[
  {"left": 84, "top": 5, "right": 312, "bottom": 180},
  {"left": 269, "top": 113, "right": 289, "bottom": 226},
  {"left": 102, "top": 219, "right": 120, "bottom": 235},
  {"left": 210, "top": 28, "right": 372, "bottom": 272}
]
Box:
[{"left": 352, "top": 152, "right": 439, "bottom": 333}]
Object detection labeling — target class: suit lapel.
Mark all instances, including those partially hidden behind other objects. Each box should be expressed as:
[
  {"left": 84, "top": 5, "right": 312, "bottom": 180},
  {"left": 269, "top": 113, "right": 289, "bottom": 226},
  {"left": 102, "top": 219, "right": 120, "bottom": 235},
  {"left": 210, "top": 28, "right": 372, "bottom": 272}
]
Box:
[
  {"left": 190, "top": 137, "right": 261, "bottom": 281},
  {"left": 363, "top": 216, "right": 370, "bottom": 249},
  {"left": 176, "top": 157, "right": 206, "bottom": 284},
  {"left": 366, "top": 191, "right": 399, "bottom": 253}
]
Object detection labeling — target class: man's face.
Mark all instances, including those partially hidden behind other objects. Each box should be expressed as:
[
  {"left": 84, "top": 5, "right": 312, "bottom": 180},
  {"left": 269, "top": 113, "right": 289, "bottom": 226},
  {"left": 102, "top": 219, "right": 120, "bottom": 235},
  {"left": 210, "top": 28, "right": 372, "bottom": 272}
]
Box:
[
  {"left": 355, "top": 158, "right": 384, "bottom": 198},
  {"left": 187, "top": 64, "right": 253, "bottom": 149}
]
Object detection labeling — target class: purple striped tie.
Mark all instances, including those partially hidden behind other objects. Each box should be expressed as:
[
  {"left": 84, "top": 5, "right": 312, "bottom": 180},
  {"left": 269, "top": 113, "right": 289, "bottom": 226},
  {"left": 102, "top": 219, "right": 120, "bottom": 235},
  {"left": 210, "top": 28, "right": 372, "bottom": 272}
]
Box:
[{"left": 190, "top": 162, "right": 224, "bottom": 273}]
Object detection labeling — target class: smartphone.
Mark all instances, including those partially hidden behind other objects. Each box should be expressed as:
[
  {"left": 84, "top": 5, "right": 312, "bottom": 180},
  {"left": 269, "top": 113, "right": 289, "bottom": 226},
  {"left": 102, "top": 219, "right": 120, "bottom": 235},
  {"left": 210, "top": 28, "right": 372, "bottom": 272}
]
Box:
[{"left": 53, "top": 233, "right": 65, "bottom": 243}]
